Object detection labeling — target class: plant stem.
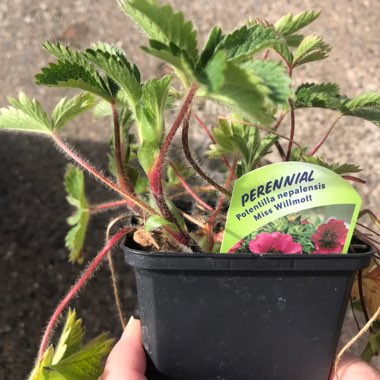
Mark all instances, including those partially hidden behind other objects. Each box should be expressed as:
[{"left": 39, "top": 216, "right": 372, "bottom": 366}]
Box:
[
  {"left": 285, "top": 99, "right": 295, "bottom": 161},
  {"left": 342, "top": 175, "right": 366, "bottom": 184},
  {"left": 309, "top": 115, "right": 343, "bottom": 156},
  {"left": 111, "top": 102, "right": 135, "bottom": 194},
  {"left": 89, "top": 200, "right": 130, "bottom": 213},
  {"left": 183, "top": 113, "right": 231, "bottom": 198},
  {"left": 37, "top": 226, "right": 132, "bottom": 362},
  {"left": 149, "top": 84, "right": 200, "bottom": 249},
  {"left": 51, "top": 133, "right": 151, "bottom": 215},
  {"left": 193, "top": 113, "right": 234, "bottom": 173},
  {"left": 273, "top": 112, "right": 287, "bottom": 130},
  {"left": 170, "top": 163, "right": 213, "bottom": 211}
]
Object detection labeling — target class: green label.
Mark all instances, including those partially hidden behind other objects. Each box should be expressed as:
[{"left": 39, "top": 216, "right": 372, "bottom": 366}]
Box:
[{"left": 220, "top": 162, "right": 362, "bottom": 254}]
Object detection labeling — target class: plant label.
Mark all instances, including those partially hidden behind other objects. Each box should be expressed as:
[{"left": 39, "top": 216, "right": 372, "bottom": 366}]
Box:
[{"left": 221, "top": 162, "right": 362, "bottom": 254}]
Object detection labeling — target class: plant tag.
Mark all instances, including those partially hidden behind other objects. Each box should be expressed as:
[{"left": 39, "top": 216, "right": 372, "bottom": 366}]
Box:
[{"left": 221, "top": 162, "right": 362, "bottom": 254}]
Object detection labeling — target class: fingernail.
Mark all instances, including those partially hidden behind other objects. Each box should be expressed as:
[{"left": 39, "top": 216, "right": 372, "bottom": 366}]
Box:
[{"left": 123, "top": 316, "right": 134, "bottom": 337}]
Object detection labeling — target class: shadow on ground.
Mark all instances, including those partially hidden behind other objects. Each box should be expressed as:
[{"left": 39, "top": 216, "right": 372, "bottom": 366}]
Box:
[{"left": 0, "top": 133, "right": 137, "bottom": 379}]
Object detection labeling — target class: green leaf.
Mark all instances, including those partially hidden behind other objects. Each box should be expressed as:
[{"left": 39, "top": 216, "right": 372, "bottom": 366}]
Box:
[
  {"left": 144, "top": 214, "right": 179, "bottom": 232},
  {"left": 217, "top": 24, "right": 281, "bottom": 62},
  {"left": 28, "top": 310, "right": 112, "bottom": 380},
  {"left": 292, "top": 35, "right": 331, "bottom": 66},
  {"left": 295, "top": 153, "right": 362, "bottom": 175},
  {"left": 52, "top": 309, "right": 84, "bottom": 364},
  {"left": 48, "top": 333, "right": 113, "bottom": 380},
  {"left": 197, "top": 26, "right": 223, "bottom": 70},
  {"left": 64, "top": 165, "right": 89, "bottom": 264},
  {"left": 346, "top": 92, "right": 380, "bottom": 110},
  {"left": 0, "top": 93, "right": 52, "bottom": 134},
  {"left": 85, "top": 43, "right": 141, "bottom": 107},
  {"left": 52, "top": 93, "right": 96, "bottom": 130},
  {"left": 295, "top": 82, "right": 343, "bottom": 110},
  {"left": 36, "top": 42, "right": 113, "bottom": 101},
  {"left": 344, "top": 92, "right": 380, "bottom": 127},
  {"left": 135, "top": 75, "right": 172, "bottom": 173},
  {"left": 244, "top": 60, "right": 292, "bottom": 105},
  {"left": 93, "top": 100, "right": 112, "bottom": 118},
  {"left": 275, "top": 10, "right": 321, "bottom": 36},
  {"left": 201, "top": 54, "right": 274, "bottom": 125},
  {"left": 118, "top": 0, "right": 198, "bottom": 62},
  {"left": 204, "top": 50, "right": 227, "bottom": 91}
]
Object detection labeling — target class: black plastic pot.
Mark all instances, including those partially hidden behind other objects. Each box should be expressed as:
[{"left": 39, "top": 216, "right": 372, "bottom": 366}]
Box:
[{"left": 123, "top": 240, "right": 373, "bottom": 380}]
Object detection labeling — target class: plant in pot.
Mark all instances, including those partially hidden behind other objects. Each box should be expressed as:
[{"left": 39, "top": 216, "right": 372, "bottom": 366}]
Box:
[{"left": 1, "top": 0, "right": 380, "bottom": 379}]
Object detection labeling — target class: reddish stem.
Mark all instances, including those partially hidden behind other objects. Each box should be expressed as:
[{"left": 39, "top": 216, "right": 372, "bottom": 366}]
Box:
[
  {"left": 193, "top": 113, "right": 234, "bottom": 174},
  {"left": 170, "top": 163, "right": 213, "bottom": 212},
  {"left": 89, "top": 200, "right": 130, "bottom": 213},
  {"left": 51, "top": 134, "right": 149, "bottom": 214},
  {"left": 285, "top": 99, "right": 295, "bottom": 161},
  {"left": 149, "top": 84, "right": 199, "bottom": 248},
  {"left": 207, "top": 156, "right": 238, "bottom": 251},
  {"left": 342, "top": 175, "right": 367, "bottom": 184},
  {"left": 38, "top": 226, "right": 132, "bottom": 361},
  {"left": 309, "top": 115, "right": 343, "bottom": 156},
  {"left": 111, "top": 103, "right": 135, "bottom": 195},
  {"left": 182, "top": 113, "right": 231, "bottom": 198}
]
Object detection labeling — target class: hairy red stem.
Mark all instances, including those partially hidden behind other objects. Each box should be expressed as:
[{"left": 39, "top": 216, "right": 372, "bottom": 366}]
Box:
[
  {"left": 285, "top": 99, "right": 295, "bottom": 161},
  {"left": 183, "top": 113, "right": 231, "bottom": 198},
  {"left": 38, "top": 226, "right": 132, "bottom": 361},
  {"left": 89, "top": 200, "right": 130, "bottom": 213},
  {"left": 111, "top": 103, "right": 135, "bottom": 195},
  {"left": 309, "top": 115, "right": 343, "bottom": 156},
  {"left": 149, "top": 84, "right": 199, "bottom": 248},
  {"left": 51, "top": 134, "right": 150, "bottom": 214},
  {"left": 170, "top": 163, "right": 213, "bottom": 211}
]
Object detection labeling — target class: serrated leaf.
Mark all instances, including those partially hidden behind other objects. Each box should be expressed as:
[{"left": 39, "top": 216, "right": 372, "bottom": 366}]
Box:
[
  {"left": 295, "top": 82, "right": 343, "bottom": 110},
  {"left": 217, "top": 24, "right": 281, "bottom": 62},
  {"left": 48, "top": 333, "right": 113, "bottom": 380},
  {"left": 118, "top": 0, "right": 198, "bottom": 62},
  {"left": 201, "top": 55, "right": 274, "bottom": 125},
  {"left": 293, "top": 35, "right": 331, "bottom": 66},
  {"left": 275, "top": 10, "right": 321, "bottom": 36},
  {"left": 285, "top": 34, "right": 304, "bottom": 47},
  {"left": 85, "top": 43, "right": 141, "bottom": 107},
  {"left": 244, "top": 60, "right": 292, "bottom": 105},
  {"left": 197, "top": 26, "right": 224, "bottom": 70},
  {"left": 344, "top": 92, "right": 380, "bottom": 127},
  {"left": 51, "top": 93, "right": 96, "bottom": 130},
  {"left": 93, "top": 100, "right": 112, "bottom": 118},
  {"left": 27, "top": 347, "right": 56, "bottom": 380},
  {"left": 53, "top": 309, "right": 84, "bottom": 364},
  {"left": 204, "top": 50, "right": 227, "bottom": 91},
  {"left": 346, "top": 92, "right": 380, "bottom": 110},
  {"left": 36, "top": 42, "right": 113, "bottom": 101},
  {"left": 0, "top": 93, "right": 52, "bottom": 134},
  {"left": 144, "top": 214, "right": 179, "bottom": 232},
  {"left": 135, "top": 75, "right": 172, "bottom": 173},
  {"left": 297, "top": 155, "right": 362, "bottom": 175},
  {"left": 64, "top": 165, "right": 89, "bottom": 264}
]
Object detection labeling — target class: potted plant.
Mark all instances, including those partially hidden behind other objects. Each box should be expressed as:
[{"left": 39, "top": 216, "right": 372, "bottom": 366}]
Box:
[{"left": 1, "top": 0, "right": 379, "bottom": 379}]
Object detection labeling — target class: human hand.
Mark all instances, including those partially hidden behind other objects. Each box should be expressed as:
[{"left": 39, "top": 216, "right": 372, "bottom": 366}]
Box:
[
  {"left": 100, "top": 316, "right": 147, "bottom": 380},
  {"left": 331, "top": 353, "right": 380, "bottom": 380}
]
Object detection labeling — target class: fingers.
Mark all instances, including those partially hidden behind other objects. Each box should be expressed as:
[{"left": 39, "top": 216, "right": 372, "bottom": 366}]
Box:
[
  {"left": 331, "top": 353, "right": 380, "bottom": 380},
  {"left": 100, "top": 317, "right": 147, "bottom": 380}
]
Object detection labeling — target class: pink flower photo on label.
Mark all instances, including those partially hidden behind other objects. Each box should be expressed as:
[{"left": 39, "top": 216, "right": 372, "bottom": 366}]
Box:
[
  {"left": 228, "top": 240, "right": 243, "bottom": 253},
  {"left": 311, "top": 218, "right": 348, "bottom": 254},
  {"left": 248, "top": 232, "right": 302, "bottom": 254}
]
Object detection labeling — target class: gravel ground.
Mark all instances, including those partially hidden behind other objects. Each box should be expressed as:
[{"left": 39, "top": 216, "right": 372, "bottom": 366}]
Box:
[{"left": 0, "top": 0, "right": 379, "bottom": 378}]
